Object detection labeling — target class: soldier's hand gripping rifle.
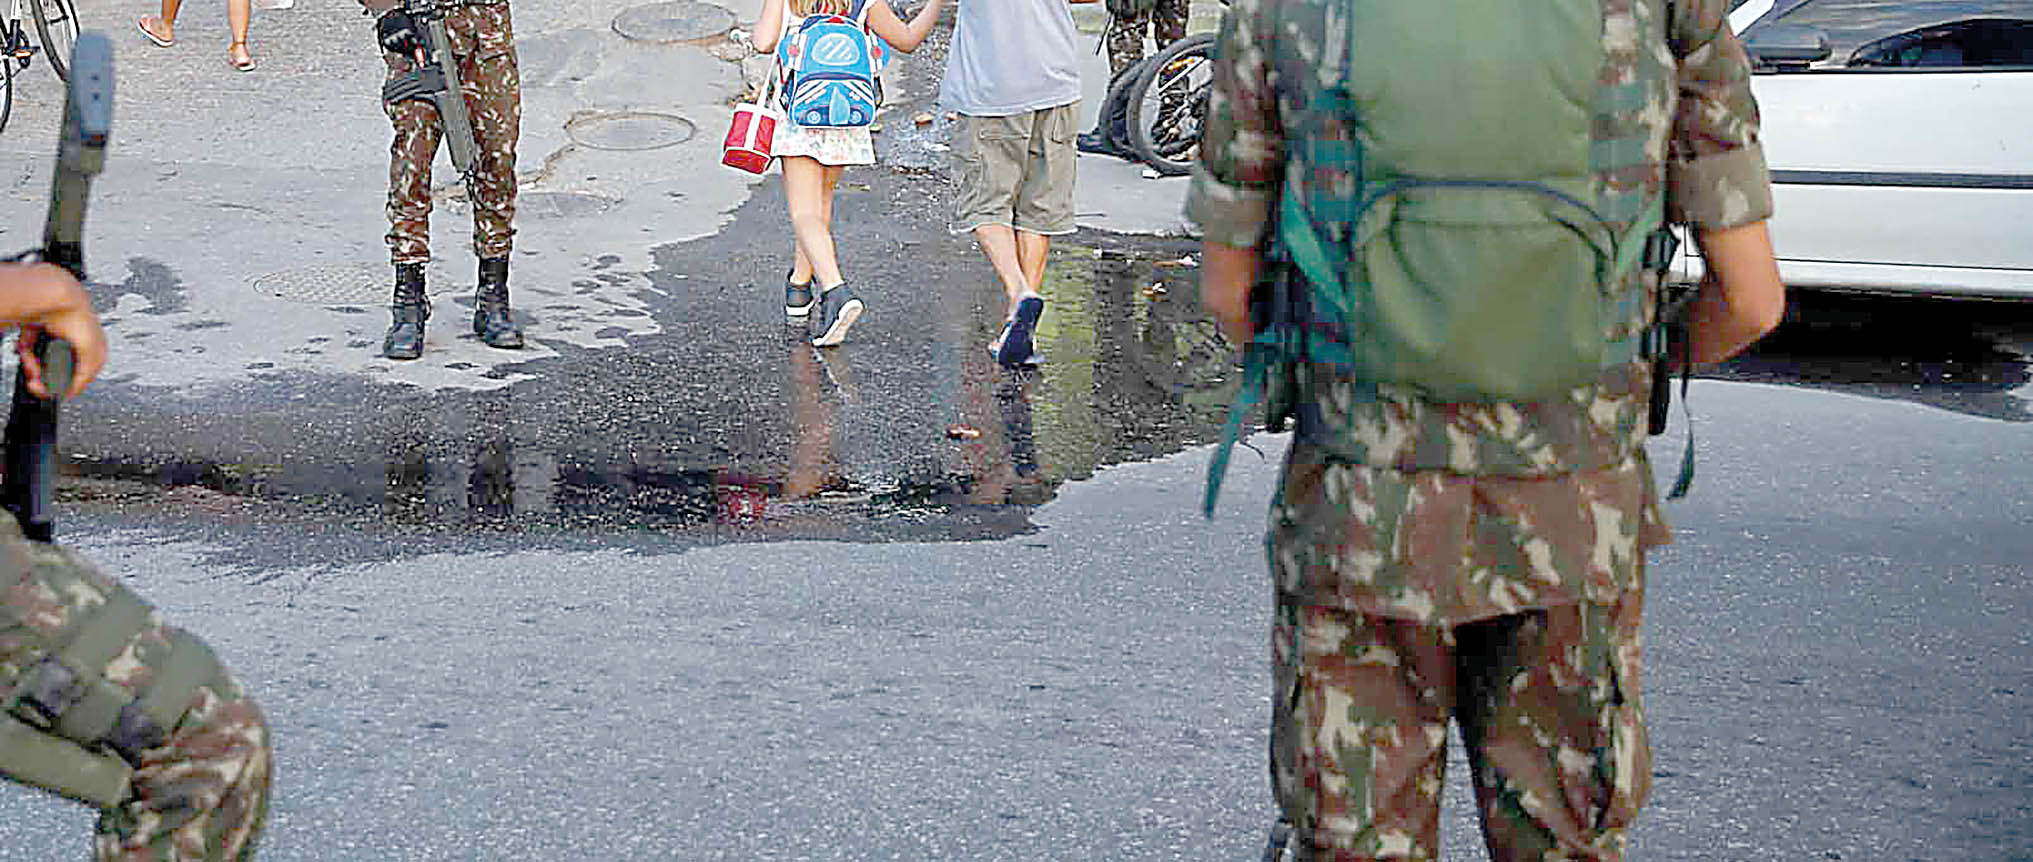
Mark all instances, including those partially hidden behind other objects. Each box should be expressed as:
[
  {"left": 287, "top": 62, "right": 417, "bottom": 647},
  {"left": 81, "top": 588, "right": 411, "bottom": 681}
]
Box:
[
  {"left": 1, "top": 32, "right": 111, "bottom": 545},
  {"left": 370, "top": 0, "right": 480, "bottom": 183}
]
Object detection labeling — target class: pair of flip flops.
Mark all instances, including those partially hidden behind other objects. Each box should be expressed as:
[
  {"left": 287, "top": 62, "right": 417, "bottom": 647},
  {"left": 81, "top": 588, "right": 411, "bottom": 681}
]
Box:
[
  {"left": 991, "top": 295, "right": 1046, "bottom": 368},
  {"left": 136, "top": 17, "right": 174, "bottom": 47},
  {"left": 137, "top": 18, "right": 257, "bottom": 71}
]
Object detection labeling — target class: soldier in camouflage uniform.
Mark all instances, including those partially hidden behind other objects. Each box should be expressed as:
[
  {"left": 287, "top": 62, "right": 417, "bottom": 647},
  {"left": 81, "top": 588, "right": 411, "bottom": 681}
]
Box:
[
  {"left": 1104, "top": 0, "right": 1190, "bottom": 77},
  {"left": 0, "top": 262, "right": 272, "bottom": 861},
  {"left": 367, "top": 0, "right": 525, "bottom": 360},
  {"left": 1079, "top": 0, "right": 1192, "bottom": 156},
  {"left": 1187, "top": 0, "right": 1786, "bottom": 859}
]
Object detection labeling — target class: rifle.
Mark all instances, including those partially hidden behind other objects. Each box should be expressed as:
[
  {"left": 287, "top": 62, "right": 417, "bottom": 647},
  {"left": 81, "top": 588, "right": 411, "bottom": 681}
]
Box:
[
  {"left": 378, "top": 0, "right": 479, "bottom": 181},
  {"left": 1, "top": 32, "right": 111, "bottom": 545}
]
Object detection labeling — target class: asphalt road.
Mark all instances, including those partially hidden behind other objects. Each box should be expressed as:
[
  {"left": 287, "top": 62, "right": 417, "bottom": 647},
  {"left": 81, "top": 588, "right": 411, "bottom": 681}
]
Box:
[{"left": 0, "top": 0, "right": 2028, "bottom": 859}]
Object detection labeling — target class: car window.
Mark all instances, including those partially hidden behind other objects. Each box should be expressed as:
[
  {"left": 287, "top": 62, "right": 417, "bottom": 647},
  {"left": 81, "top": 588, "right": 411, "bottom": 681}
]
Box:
[
  {"left": 1850, "top": 18, "right": 2033, "bottom": 66},
  {"left": 1768, "top": 0, "right": 2033, "bottom": 59}
]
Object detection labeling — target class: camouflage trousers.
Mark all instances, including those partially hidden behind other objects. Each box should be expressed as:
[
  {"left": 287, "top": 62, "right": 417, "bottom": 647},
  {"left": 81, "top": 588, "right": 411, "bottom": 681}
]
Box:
[
  {"left": 1105, "top": 0, "right": 1190, "bottom": 76},
  {"left": 383, "top": 2, "right": 522, "bottom": 265},
  {"left": 0, "top": 522, "right": 272, "bottom": 861},
  {"left": 1270, "top": 595, "right": 1650, "bottom": 861}
]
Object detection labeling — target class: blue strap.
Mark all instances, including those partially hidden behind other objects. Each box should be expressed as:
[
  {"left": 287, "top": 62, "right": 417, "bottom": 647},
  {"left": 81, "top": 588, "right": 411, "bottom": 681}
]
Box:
[{"left": 1202, "top": 345, "right": 1273, "bottom": 519}]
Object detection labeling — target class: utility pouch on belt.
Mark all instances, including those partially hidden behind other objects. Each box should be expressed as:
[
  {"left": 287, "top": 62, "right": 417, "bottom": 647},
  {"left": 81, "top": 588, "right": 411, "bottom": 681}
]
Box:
[
  {"left": 1, "top": 551, "right": 225, "bottom": 809},
  {"left": 0, "top": 711, "right": 131, "bottom": 807}
]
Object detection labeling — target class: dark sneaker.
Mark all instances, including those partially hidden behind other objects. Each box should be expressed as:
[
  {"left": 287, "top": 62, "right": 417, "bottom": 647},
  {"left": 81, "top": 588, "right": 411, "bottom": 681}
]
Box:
[
  {"left": 811, "top": 284, "right": 864, "bottom": 347},
  {"left": 995, "top": 295, "right": 1045, "bottom": 368},
  {"left": 1076, "top": 130, "right": 1115, "bottom": 156},
  {"left": 1261, "top": 817, "right": 1293, "bottom": 862},
  {"left": 786, "top": 277, "right": 815, "bottom": 319},
  {"left": 985, "top": 322, "right": 1042, "bottom": 367}
]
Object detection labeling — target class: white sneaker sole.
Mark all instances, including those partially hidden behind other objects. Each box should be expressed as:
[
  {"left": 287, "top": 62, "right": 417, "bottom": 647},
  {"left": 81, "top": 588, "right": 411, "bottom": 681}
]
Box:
[
  {"left": 786, "top": 302, "right": 814, "bottom": 318},
  {"left": 812, "top": 299, "right": 863, "bottom": 347}
]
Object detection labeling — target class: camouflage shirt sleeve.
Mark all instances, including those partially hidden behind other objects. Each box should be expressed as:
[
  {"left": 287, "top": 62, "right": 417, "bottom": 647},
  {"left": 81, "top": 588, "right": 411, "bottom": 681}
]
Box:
[
  {"left": 1183, "top": 0, "right": 1281, "bottom": 248},
  {"left": 1666, "top": 0, "right": 1775, "bottom": 229}
]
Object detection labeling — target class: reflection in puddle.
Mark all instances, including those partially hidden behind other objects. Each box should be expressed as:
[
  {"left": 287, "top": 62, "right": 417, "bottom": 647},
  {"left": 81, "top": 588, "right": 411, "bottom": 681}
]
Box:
[{"left": 63, "top": 249, "right": 1244, "bottom": 538}]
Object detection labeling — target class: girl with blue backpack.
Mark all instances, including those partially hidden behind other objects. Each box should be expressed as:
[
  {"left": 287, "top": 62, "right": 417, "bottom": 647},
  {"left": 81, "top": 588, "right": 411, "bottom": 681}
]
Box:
[{"left": 752, "top": 0, "right": 946, "bottom": 347}]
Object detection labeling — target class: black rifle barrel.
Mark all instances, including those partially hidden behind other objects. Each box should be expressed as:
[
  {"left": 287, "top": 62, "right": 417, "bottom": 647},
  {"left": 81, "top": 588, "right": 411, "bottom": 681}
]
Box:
[{"left": 3, "top": 32, "right": 112, "bottom": 543}]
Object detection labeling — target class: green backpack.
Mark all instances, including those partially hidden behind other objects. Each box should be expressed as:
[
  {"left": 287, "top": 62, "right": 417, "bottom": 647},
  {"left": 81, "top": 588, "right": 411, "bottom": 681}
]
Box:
[{"left": 1204, "top": 0, "right": 1686, "bottom": 515}]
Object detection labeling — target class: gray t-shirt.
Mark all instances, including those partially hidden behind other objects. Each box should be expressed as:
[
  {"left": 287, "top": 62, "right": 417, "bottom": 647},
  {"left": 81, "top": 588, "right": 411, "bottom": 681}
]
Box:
[{"left": 939, "top": 0, "right": 1083, "bottom": 116}]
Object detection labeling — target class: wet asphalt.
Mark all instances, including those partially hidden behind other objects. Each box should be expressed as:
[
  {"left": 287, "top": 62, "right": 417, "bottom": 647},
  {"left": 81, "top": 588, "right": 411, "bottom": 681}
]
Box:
[{"left": 0, "top": 1, "right": 2029, "bottom": 859}]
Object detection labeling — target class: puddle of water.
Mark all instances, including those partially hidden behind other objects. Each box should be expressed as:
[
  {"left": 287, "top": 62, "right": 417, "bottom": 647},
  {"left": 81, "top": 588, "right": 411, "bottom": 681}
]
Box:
[{"left": 62, "top": 249, "right": 1246, "bottom": 538}]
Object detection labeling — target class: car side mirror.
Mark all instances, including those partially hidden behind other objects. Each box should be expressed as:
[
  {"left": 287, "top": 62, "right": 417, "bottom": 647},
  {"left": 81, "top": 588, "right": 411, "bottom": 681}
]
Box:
[{"left": 1744, "top": 23, "right": 1832, "bottom": 69}]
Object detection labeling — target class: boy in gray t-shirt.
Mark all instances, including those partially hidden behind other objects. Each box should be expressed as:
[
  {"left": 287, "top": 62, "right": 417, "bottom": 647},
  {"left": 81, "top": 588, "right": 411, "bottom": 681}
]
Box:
[{"left": 941, "top": 0, "right": 1095, "bottom": 368}]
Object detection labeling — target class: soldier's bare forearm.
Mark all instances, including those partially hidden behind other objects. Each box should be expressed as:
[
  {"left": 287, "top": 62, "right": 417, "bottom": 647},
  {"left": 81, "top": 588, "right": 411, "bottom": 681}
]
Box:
[
  {"left": 1200, "top": 240, "right": 1257, "bottom": 345},
  {"left": 1686, "top": 221, "right": 1785, "bottom": 366}
]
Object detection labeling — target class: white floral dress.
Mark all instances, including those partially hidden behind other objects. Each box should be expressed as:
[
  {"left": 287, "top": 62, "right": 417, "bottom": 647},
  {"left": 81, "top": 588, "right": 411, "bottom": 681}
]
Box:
[{"left": 775, "top": 119, "right": 876, "bottom": 166}]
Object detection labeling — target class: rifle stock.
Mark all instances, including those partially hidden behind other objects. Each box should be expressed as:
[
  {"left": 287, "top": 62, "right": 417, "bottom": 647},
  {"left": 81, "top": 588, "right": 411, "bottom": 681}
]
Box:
[{"left": 3, "top": 32, "right": 111, "bottom": 543}]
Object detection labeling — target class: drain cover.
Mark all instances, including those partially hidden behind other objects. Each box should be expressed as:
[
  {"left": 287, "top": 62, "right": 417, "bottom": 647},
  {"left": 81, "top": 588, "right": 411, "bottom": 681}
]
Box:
[
  {"left": 255, "top": 264, "right": 387, "bottom": 306},
  {"left": 612, "top": 1, "right": 735, "bottom": 44},
  {"left": 256, "top": 264, "right": 466, "bottom": 305},
  {"left": 566, "top": 111, "right": 697, "bottom": 151},
  {"left": 519, "top": 191, "right": 616, "bottom": 219}
]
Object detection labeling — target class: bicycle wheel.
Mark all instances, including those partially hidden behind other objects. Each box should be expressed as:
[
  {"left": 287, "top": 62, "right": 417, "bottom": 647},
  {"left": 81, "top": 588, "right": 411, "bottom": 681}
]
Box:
[
  {"left": 1125, "top": 33, "right": 1214, "bottom": 177},
  {"left": 1, "top": 49, "right": 13, "bottom": 135},
  {"left": 30, "top": 0, "right": 79, "bottom": 82}
]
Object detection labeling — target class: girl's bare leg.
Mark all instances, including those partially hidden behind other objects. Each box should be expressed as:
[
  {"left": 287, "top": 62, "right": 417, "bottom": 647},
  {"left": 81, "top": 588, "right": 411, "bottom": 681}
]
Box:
[
  {"left": 783, "top": 156, "right": 846, "bottom": 290},
  {"left": 227, "top": 0, "right": 253, "bottom": 66}
]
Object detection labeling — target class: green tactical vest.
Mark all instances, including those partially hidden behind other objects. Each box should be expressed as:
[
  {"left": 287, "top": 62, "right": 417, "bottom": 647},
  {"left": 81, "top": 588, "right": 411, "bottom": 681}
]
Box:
[
  {"left": 1205, "top": 0, "right": 1680, "bottom": 515},
  {"left": 1, "top": 526, "right": 228, "bottom": 809}
]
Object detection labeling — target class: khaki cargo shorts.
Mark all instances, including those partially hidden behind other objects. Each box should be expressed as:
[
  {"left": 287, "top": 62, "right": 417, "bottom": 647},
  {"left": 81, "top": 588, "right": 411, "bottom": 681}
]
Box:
[{"left": 949, "top": 104, "right": 1079, "bottom": 236}]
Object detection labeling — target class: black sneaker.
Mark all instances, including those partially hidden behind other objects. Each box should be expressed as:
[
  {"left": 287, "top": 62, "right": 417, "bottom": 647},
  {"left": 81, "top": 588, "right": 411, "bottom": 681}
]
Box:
[
  {"left": 811, "top": 284, "right": 864, "bottom": 347},
  {"left": 1261, "top": 817, "right": 1294, "bottom": 862},
  {"left": 1076, "top": 129, "right": 1114, "bottom": 156},
  {"left": 786, "top": 275, "right": 815, "bottom": 319},
  {"left": 995, "top": 295, "right": 1045, "bottom": 368}
]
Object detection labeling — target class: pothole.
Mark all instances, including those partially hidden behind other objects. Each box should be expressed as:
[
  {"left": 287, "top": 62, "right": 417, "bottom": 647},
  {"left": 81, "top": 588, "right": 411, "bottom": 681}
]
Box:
[
  {"left": 518, "top": 191, "right": 617, "bottom": 219},
  {"left": 611, "top": 1, "right": 736, "bottom": 45},
  {"left": 565, "top": 110, "right": 697, "bottom": 151}
]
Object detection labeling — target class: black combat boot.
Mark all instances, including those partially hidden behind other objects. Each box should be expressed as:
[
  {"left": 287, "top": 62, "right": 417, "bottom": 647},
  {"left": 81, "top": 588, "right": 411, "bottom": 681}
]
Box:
[
  {"left": 473, "top": 256, "right": 524, "bottom": 349},
  {"left": 382, "top": 263, "right": 430, "bottom": 360}
]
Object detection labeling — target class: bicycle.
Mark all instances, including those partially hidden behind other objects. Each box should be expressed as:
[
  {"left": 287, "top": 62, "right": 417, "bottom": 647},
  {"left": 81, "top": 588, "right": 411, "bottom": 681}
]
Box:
[
  {"left": 0, "top": 0, "right": 82, "bottom": 134},
  {"left": 1122, "top": 30, "right": 1214, "bottom": 176}
]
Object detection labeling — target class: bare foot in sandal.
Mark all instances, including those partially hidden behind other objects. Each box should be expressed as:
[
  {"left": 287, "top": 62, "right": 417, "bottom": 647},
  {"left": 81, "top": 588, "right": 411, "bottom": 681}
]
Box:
[
  {"left": 229, "top": 40, "right": 255, "bottom": 71},
  {"left": 137, "top": 15, "right": 175, "bottom": 47}
]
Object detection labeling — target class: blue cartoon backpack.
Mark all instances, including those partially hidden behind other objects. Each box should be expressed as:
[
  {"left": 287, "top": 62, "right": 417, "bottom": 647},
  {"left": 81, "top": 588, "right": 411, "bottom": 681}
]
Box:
[{"left": 776, "top": 0, "right": 888, "bottom": 128}]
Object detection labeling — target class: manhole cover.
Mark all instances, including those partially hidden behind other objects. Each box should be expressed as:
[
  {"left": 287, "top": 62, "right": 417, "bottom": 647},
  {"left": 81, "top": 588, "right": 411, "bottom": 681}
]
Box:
[
  {"left": 519, "top": 191, "right": 616, "bottom": 219},
  {"left": 255, "top": 264, "right": 388, "bottom": 306},
  {"left": 255, "top": 264, "right": 459, "bottom": 305},
  {"left": 611, "top": 1, "right": 735, "bottom": 44},
  {"left": 566, "top": 111, "right": 696, "bottom": 151}
]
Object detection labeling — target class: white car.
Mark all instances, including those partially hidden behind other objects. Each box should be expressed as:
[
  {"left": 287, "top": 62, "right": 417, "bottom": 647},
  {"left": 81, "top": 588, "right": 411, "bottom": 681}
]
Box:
[{"left": 1687, "top": 0, "right": 2033, "bottom": 300}]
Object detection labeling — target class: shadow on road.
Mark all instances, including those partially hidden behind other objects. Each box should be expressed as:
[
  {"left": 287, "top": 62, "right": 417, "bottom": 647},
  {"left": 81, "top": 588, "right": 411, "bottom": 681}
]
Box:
[{"left": 1707, "top": 289, "right": 2033, "bottom": 423}]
